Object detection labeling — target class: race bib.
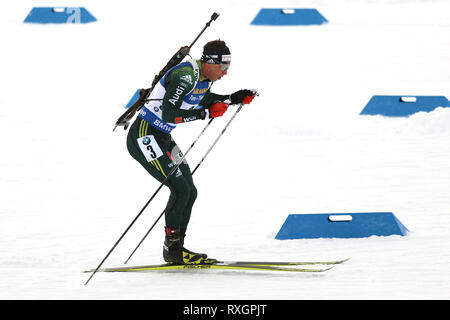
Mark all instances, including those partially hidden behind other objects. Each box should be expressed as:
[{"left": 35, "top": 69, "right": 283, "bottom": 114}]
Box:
[{"left": 137, "top": 135, "right": 164, "bottom": 162}]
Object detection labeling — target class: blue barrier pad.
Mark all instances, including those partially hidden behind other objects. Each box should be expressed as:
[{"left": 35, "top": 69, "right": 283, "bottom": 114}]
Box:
[
  {"left": 360, "top": 95, "right": 450, "bottom": 117},
  {"left": 125, "top": 89, "right": 141, "bottom": 109},
  {"left": 275, "top": 212, "right": 409, "bottom": 239},
  {"left": 24, "top": 7, "right": 97, "bottom": 24},
  {"left": 251, "top": 8, "right": 328, "bottom": 26}
]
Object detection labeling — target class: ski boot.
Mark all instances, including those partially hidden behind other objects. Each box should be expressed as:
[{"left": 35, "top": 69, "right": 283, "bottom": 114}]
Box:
[
  {"left": 180, "top": 227, "right": 218, "bottom": 264},
  {"left": 163, "top": 228, "right": 215, "bottom": 264}
]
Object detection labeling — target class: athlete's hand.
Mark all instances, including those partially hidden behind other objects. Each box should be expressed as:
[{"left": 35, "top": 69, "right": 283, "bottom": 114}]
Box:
[
  {"left": 207, "top": 102, "right": 229, "bottom": 118},
  {"left": 230, "top": 89, "right": 256, "bottom": 105}
]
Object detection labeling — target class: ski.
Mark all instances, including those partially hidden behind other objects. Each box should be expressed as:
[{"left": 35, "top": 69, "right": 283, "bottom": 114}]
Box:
[
  {"left": 84, "top": 263, "right": 332, "bottom": 273},
  {"left": 83, "top": 260, "right": 345, "bottom": 273}
]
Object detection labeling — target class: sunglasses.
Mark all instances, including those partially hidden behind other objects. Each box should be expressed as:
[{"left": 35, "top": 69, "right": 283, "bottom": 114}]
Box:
[{"left": 220, "top": 63, "right": 230, "bottom": 71}]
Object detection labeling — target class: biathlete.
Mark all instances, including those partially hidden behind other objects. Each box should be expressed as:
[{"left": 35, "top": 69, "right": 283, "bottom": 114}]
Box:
[{"left": 126, "top": 40, "right": 256, "bottom": 264}]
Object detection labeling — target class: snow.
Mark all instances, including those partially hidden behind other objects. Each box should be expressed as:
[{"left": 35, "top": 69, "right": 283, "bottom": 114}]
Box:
[{"left": 1, "top": 0, "right": 450, "bottom": 300}]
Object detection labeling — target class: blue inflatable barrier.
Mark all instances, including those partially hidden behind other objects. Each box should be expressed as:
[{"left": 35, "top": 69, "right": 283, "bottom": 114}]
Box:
[
  {"left": 360, "top": 95, "right": 450, "bottom": 117},
  {"left": 275, "top": 212, "right": 409, "bottom": 239},
  {"left": 251, "top": 8, "right": 328, "bottom": 26},
  {"left": 24, "top": 7, "right": 97, "bottom": 24}
]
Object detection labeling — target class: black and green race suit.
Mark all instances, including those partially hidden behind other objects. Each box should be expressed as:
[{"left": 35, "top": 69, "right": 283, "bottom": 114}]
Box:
[{"left": 126, "top": 59, "right": 229, "bottom": 230}]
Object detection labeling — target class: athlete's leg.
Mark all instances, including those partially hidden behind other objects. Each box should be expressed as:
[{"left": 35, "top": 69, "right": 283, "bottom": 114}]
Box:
[
  {"left": 166, "top": 139, "right": 198, "bottom": 229},
  {"left": 126, "top": 119, "right": 193, "bottom": 229}
]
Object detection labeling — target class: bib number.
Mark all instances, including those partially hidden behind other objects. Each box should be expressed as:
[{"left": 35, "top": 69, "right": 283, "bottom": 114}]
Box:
[{"left": 137, "top": 135, "right": 163, "bottom": 162}]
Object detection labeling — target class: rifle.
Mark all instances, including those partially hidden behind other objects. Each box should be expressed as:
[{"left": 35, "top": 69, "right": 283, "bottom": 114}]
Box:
[{"left": 113, "top": 12, "right": 220, "bottom": 131}]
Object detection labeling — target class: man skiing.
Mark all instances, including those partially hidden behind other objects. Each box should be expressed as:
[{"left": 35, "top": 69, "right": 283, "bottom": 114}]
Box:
[{"left": 126, "top": 40, "right": 256, "bottom": 265}]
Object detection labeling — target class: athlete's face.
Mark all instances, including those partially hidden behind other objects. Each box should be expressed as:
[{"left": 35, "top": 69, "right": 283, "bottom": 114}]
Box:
[{"left": 203, "top": 63, "right": 229, "bottom": 82}]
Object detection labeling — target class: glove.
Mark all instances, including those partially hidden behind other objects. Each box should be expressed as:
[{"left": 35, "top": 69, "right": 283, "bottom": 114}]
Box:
[
  {"left": 206, "top": 102, "right": 229, "bottom": 119},
  {"left": 230, "top": 89, "right": 256, "bottom": 105}
]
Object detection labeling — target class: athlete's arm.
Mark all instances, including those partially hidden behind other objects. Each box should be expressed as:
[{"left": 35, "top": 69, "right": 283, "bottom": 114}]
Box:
[{"left": 199, "top": 90, "right": 230, "bottom": 108}]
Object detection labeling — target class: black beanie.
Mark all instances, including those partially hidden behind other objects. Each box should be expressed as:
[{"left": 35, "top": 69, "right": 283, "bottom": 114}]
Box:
[{"left": 201, "top": 40, "right": 231, "bottom": 64}]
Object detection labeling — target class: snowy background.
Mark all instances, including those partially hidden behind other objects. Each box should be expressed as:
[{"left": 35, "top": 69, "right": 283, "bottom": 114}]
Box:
[{"left": 1, "top": 0, "right": 449, "bottom": 300}]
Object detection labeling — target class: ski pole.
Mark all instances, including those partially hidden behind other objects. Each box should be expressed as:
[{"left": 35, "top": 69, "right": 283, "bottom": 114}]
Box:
[
  {"left": 124, "top": 103, "right": 245, "bottom": 264},
  {"left": 85, "top": 118, "right": 214, "bottom": 285}
]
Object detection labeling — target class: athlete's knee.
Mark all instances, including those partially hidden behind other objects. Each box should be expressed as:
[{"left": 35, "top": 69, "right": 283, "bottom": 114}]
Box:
[
  {"left": 189, "top": 184, "right": 198, "bottom": 202},
  {"left": 180, "top": 182, "right": 197, "bottom": 204},
  {"left": 169, "top": 177, "right": 191, "bottom": 202}
]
